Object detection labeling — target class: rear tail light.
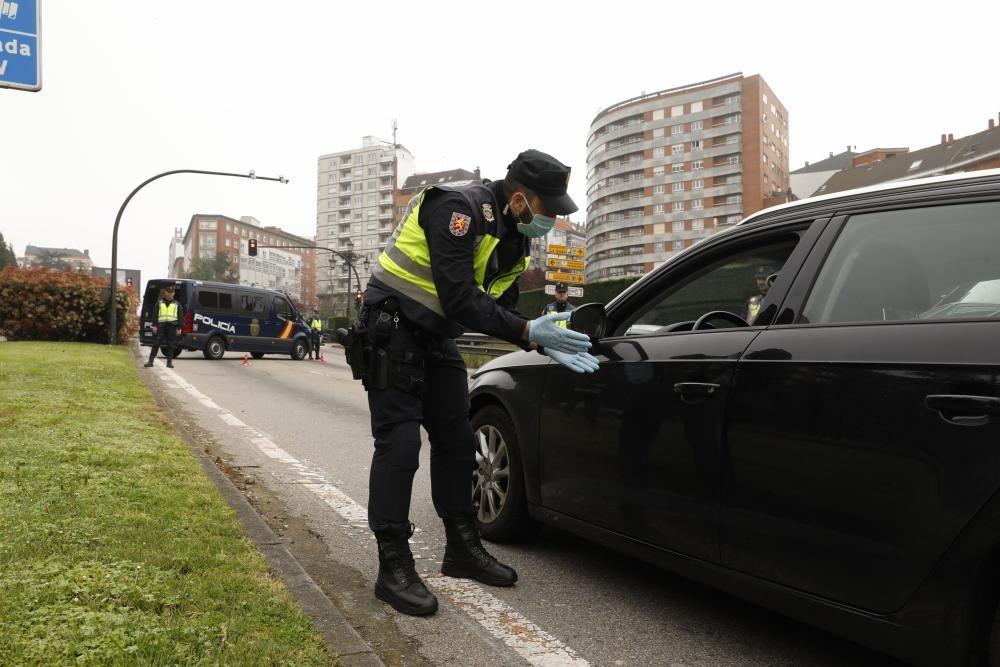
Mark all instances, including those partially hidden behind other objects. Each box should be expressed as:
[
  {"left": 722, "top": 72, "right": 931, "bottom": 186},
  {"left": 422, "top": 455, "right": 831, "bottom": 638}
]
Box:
[{"left": 183, "top": 311, "right": 194, "bottom": 334}]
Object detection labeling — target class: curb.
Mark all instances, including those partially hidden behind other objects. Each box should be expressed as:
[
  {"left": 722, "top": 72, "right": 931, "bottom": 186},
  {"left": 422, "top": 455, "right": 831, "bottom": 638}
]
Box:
[{"left": 132, "top": 341, "right": 383, "bottom": 667}]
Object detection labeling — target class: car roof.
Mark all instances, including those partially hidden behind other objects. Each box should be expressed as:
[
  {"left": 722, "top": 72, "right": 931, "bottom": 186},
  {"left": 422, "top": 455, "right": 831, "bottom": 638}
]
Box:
[{"left": 739, "top": 167, "right": 1000, "bottom": 226}]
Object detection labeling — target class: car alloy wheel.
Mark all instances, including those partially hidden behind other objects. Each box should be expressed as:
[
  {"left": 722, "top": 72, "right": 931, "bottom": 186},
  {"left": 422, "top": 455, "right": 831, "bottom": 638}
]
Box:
[{"left": 474, "top": 423, "right": 510, "bottom": 525}]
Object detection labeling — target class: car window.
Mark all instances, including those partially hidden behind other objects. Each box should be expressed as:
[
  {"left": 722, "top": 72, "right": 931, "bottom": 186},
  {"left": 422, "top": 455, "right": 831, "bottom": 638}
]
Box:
[
  {"left": 802, "top": 202, "right": 1000, "bottom": 324},
  {"left": 197, "top": 290, "right": 218, "bottom": 308},
  {"left": 614, "top": 234, "right": 800, "bottom": 336},
  {"left": 275, "top": 298, "right": 290, "bottom": 318}
]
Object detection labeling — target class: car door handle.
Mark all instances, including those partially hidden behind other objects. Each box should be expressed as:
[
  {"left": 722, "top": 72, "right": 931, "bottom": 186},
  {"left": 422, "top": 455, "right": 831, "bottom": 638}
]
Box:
[
  {"left": 925, "top": 394, "right": 1000, "bottom": 427},
  {"left": 674, "top": 382, "right": 721, "bottom": 404}
]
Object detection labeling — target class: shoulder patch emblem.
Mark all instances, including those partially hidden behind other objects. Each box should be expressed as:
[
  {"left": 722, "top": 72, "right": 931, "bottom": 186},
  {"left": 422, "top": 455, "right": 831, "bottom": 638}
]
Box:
[
  {"left": 449, "top": 212, "right": 471, "bottom": 236},
  {"left": 481, "top": 203, "right": 495, "bottom": 223}
]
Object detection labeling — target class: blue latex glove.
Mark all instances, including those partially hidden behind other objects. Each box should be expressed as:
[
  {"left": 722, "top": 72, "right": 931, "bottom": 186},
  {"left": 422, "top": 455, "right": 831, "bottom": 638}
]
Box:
[
  {"left": 545, "top": 348, "right": 601, "bottom": 373},
  {"left": 527, "top": 312, "right": 591, "bottom": 353}
]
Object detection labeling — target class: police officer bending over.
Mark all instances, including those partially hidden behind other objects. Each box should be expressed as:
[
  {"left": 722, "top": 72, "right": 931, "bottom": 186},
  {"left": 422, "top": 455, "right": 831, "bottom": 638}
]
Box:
[
  {"left": 346, "top": 149, "right": 599, "bottom": 616},
  {"left": 144, "top": 286, "right": 183, "bottom": 369}
]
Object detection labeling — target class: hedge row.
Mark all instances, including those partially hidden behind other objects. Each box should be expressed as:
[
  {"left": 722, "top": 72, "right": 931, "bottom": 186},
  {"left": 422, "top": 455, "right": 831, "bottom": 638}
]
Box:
[{"left": 0, "top": 267, "right": 138, "bottom": 343}]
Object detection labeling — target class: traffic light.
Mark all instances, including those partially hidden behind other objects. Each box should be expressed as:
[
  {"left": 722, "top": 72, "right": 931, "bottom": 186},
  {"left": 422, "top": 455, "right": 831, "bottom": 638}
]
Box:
[{"left": 248, "top": 239, "right": 258, "bottom": 256}]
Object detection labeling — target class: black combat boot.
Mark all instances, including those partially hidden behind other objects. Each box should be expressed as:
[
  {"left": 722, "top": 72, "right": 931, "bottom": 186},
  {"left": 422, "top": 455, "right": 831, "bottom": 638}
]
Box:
[
  {"left": 441, "top": 515, "right": 518, "bottom": 587},
  {"left": 374, "top": 523, "right": 438, "bottom": 616}
]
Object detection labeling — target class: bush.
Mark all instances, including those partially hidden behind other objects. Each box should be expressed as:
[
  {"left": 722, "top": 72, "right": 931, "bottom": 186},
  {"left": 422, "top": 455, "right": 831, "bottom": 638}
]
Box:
[{"left": 0, "top": 267, "right": 138, "bottom": 343}]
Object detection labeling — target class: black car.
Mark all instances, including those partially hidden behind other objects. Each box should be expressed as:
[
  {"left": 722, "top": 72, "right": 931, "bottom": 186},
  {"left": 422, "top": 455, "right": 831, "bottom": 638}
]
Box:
[{"left": 468, "top": 169, "right": 1000, "bottom": 667}]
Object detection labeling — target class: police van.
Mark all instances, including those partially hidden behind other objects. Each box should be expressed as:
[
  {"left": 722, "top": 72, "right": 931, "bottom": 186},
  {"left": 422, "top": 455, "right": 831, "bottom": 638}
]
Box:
[{"left": 139, "top": 279, "right": 312, "bottom": 360}]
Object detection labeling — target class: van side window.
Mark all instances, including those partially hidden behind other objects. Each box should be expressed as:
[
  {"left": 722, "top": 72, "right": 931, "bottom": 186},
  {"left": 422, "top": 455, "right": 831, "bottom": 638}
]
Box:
[
  {"left": 197, "top": 291, "right": 218, "bottom": 308},
  {"left": 241, "top": 294, "right": 265, "bottom": 313},
  {"left": 218, "top": 292, "right": 233, "bottom": 310},
  {"left": 275, "top": 298, "right": 290, "bottom": 318},
  {"left": 802, "top": 202, "right": 1000, "bottom": 324}
]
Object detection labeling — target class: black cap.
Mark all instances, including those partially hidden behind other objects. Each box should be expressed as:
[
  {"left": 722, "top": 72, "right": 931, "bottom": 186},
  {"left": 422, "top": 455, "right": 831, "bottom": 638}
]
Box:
[
  {"left": 555, "top": 282, "right": 568, "bottom": 292},
  {"left": 506, "top": 149, "right": 578, "bottom": 215}
]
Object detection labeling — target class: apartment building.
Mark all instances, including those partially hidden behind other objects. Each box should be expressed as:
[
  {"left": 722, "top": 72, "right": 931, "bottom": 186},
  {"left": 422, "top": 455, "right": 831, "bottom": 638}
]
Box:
[
  {"left": 22, "top": 245, "right": 94, "bottom": 272},
  {"left": 585, "top": 72, "right": 790, "bottom": 281},
  {"left": 315, "top": 136, "right": 415, "bottom": 313},
  {"left": 529, "top": 217, "right": 585, "bottom": 273},
  {"left": 177, "top": 214, "right": 317, "bottom": 307}
]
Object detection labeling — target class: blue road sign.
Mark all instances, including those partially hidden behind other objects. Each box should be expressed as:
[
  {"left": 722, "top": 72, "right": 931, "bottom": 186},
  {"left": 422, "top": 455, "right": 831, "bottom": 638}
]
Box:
[{"left": 0, "top": 0, "right": 40, "bottom": 92}]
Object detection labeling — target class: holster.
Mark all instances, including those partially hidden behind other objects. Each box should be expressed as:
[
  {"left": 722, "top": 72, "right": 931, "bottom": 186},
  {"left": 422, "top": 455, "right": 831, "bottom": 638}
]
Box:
[{"left": 365, "top": 297, "right": 426, "bottom": 398}]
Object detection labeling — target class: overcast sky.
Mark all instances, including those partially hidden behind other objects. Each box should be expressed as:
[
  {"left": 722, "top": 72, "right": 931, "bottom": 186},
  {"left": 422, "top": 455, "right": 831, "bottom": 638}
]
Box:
[{"left": 2, "top": 1, "right": 997, "bottom": 286}]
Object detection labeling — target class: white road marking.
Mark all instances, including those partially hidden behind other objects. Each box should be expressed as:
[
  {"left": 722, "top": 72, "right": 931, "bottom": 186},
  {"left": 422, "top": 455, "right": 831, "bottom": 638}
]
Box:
[{"left": 160, "top": 366, "right": 590, "bottom": 667}]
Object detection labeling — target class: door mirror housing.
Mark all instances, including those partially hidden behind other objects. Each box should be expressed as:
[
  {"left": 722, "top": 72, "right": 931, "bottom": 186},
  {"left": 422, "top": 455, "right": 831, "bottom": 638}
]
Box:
[{"left": 570, "top": 303, "right": 608, "bottom": 339}]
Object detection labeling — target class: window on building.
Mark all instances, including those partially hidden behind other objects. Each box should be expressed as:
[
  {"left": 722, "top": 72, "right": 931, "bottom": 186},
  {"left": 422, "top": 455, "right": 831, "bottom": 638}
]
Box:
[
  {"left": 652, "top": 109, "right": 664, "bottom": 120},
  {"left": 673, "top": 201, "right": 685, "bottom": 212},
  {"left": 653, "top": 128, "right": 664, "bottom": 138},
  {"left": 654, "top": 165, "right": 665, "bottom": 175},
  {"left": 671, "top": 144, "right": 683, "bottom": 155},
  {"left": 691, "top": 120, "right": 703, "bottom": 131},
  {"left": 672, "top": 182, "right": 684, "bottom": 193},
  {"left": 692, "top": 159, "right": 703, "bottom": 170},
  {"left": 653, "top": 241, "right": 665, "bottom": 252},
  {"left": 654, "top": 184, "right": 665, "bottom": 194},
  {"left": 671, "top": 105, "right": 684, "bottom": 117},
  {"left": 691, "top": 101, "right": 703, "bottom": 113},
  {"left": 671, "top": 125, "right": 683, "bottom": 135},
  {"left": 654, "top": 204, "right": 664, "bottom": 213},
  {"left": 692, "top": 219, "right": 704, "bottom": 231},
  {"left": 672, "top": 164, "right": 685, "bottom": 174},
  {"left": 692, "top": 199, "right": 704, "bottom": 210},
  {"left": 692, "top": 139, "right": 703, "bottom": 151},
  {"left": 653, "top": 146, "right": 664, "bottom": 157},
  {"left": 692, "top": 179, "right": 704, "bottom": 190}
]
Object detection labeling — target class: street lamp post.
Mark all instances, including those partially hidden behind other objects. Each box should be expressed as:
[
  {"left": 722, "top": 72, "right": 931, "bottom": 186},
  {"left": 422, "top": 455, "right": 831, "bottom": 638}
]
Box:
[
  {"left": 107, "top": 168, "right": 287, "bottom": 344},
  {"left": 256, "top": 242, "right": 369, "bottom": 318},
  {"left": 341, "top": 239, "right": 370, "bottom": 317}
]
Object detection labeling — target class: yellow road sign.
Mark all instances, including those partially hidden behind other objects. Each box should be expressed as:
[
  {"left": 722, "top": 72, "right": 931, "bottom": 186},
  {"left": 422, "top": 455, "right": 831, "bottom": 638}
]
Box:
[
  {"left": 547, "top": 244, "right": 585, "bottom": 257},
  {"left": 545, "top": 271, "right": 585, "bottom": 284},
  {"left": 546, "top": 257, "right": 586, "bottom": 270}
]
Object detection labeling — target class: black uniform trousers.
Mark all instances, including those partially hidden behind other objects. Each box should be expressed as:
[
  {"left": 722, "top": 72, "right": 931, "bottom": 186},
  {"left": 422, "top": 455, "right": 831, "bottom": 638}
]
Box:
[
  {"left": 310, "top": 331, "right": 322, "bottom": 358},
  {"left": 147, "top": 323, "right": 180, "bottom": 363},
  {"left": 363, "top": 306, "right": 476, "bottom": 532}
]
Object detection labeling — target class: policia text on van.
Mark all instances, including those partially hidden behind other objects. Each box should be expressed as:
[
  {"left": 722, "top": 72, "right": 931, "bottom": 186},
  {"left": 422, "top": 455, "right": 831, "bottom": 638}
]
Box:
[{"left": 139, "top": 279, "right": 313, "bottom": 360}]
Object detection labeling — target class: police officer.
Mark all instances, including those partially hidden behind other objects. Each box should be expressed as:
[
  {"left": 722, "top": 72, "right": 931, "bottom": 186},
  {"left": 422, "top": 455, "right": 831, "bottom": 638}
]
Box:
[
  {"left": 308, "top": 308, "right": 323, "bottom": 360},
  {"left": 354, "top": 149, "right": 599, "bottom": 616},
  {"left": 144, "top": 285, "right": 183, "bottom": 368},
  {"left": 542, "top": 282, "right": 576, "bottom": 324}
]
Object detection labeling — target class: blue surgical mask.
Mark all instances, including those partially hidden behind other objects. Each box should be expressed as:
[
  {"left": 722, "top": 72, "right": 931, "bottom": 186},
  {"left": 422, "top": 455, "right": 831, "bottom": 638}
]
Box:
[{"left": 509, "top": 194, "right": 556, "bottom": 238}]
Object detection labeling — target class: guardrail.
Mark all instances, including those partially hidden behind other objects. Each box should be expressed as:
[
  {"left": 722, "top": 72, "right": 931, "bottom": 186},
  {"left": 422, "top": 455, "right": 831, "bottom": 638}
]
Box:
[
  {"left": 456, "top": 332, "right": 517, "bottom": 359},
  {"left": 322, "top": 331, "right": 515, "bottom": 360}
]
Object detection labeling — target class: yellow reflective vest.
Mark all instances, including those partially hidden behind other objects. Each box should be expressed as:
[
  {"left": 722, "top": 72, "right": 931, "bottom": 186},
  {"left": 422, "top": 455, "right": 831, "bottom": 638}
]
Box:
[
  {"left": 310, "top": 317, "right": 323, "bottom": 331},
  {"left": 370, "top": 184, "right": 530, "bottom": 319},
  {"left": 157, "top": 301, "right": 180, "bottom": 323}
]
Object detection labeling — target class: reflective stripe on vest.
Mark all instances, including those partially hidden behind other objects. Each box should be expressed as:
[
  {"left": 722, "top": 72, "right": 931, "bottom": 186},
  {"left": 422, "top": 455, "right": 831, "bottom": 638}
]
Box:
[
  {"left": 158, "top": 301, "right": 179, "bottom": 323},
  {"left": 370, "top": 187, "right": 527, "bottom": 317}
]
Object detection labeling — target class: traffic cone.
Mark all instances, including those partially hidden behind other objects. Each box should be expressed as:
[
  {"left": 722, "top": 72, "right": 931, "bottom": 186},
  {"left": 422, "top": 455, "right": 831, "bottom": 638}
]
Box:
[
  {"left": 241, "top": 354, "right": 251, "bottom": 367},
  {"left": 319, "top": 351, "right": 326, "bottom": 363}
]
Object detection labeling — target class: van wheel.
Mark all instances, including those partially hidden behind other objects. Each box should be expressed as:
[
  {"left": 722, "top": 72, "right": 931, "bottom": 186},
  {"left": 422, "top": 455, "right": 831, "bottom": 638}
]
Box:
[
  {"left": 250, "top": 352, "right": 265, "bottom": 359},
  {"left": 203, "top": 336, "right": 226, "bottom": 360},
  {"left": 290, "top": 339, "right": 308, "bottom": 361}
]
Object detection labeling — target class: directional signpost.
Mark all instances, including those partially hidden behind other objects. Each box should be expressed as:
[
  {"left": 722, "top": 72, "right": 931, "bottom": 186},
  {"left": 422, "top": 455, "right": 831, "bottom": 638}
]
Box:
[
  {"left": 0, "top": 0, "right": 41, "bottom": 92},
  {"left": 545, "top": 243, "right": 586, "bottom": 298}
]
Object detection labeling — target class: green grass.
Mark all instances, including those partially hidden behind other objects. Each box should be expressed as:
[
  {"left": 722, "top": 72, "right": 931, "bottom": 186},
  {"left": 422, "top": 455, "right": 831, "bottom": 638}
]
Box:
[{"left": 0, "top": 342, "right": 334, "bottom": 666}]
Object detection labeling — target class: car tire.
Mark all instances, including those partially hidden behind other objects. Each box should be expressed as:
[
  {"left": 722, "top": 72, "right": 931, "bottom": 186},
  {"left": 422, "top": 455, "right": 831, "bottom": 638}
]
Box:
[
  {"left": 290, "top": 339, "right": 308, "bottom": 361},
  {"left": 470, "top": 405, "right": 536, "bottom": 542},
  {"left": 203, "top": 336, "right": 225, "bottom": 360},
  {"left": 250, "top": 352, "right": 265, "bottom": 359}
]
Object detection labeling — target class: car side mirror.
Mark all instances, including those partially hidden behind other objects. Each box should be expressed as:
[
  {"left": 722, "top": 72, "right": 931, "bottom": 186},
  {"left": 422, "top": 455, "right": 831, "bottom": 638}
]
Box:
[{"left": 570, "top": 303, "right": 608, "bottom": 339}]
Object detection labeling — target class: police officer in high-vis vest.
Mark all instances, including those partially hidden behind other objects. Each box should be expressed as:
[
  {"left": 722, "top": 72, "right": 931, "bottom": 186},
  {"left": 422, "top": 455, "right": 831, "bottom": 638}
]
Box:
[
  {"left": 542, "top": 282, "right": 576, "bottom": 325},
  {"left": 353, "top": 149, "right": 600, "bottom": 616},
  {"left": 144, "top": 285, "right": 184, "bottom": 369},
  {"left": 308, "top": 308, "right": 323, "bottom": 360}
]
